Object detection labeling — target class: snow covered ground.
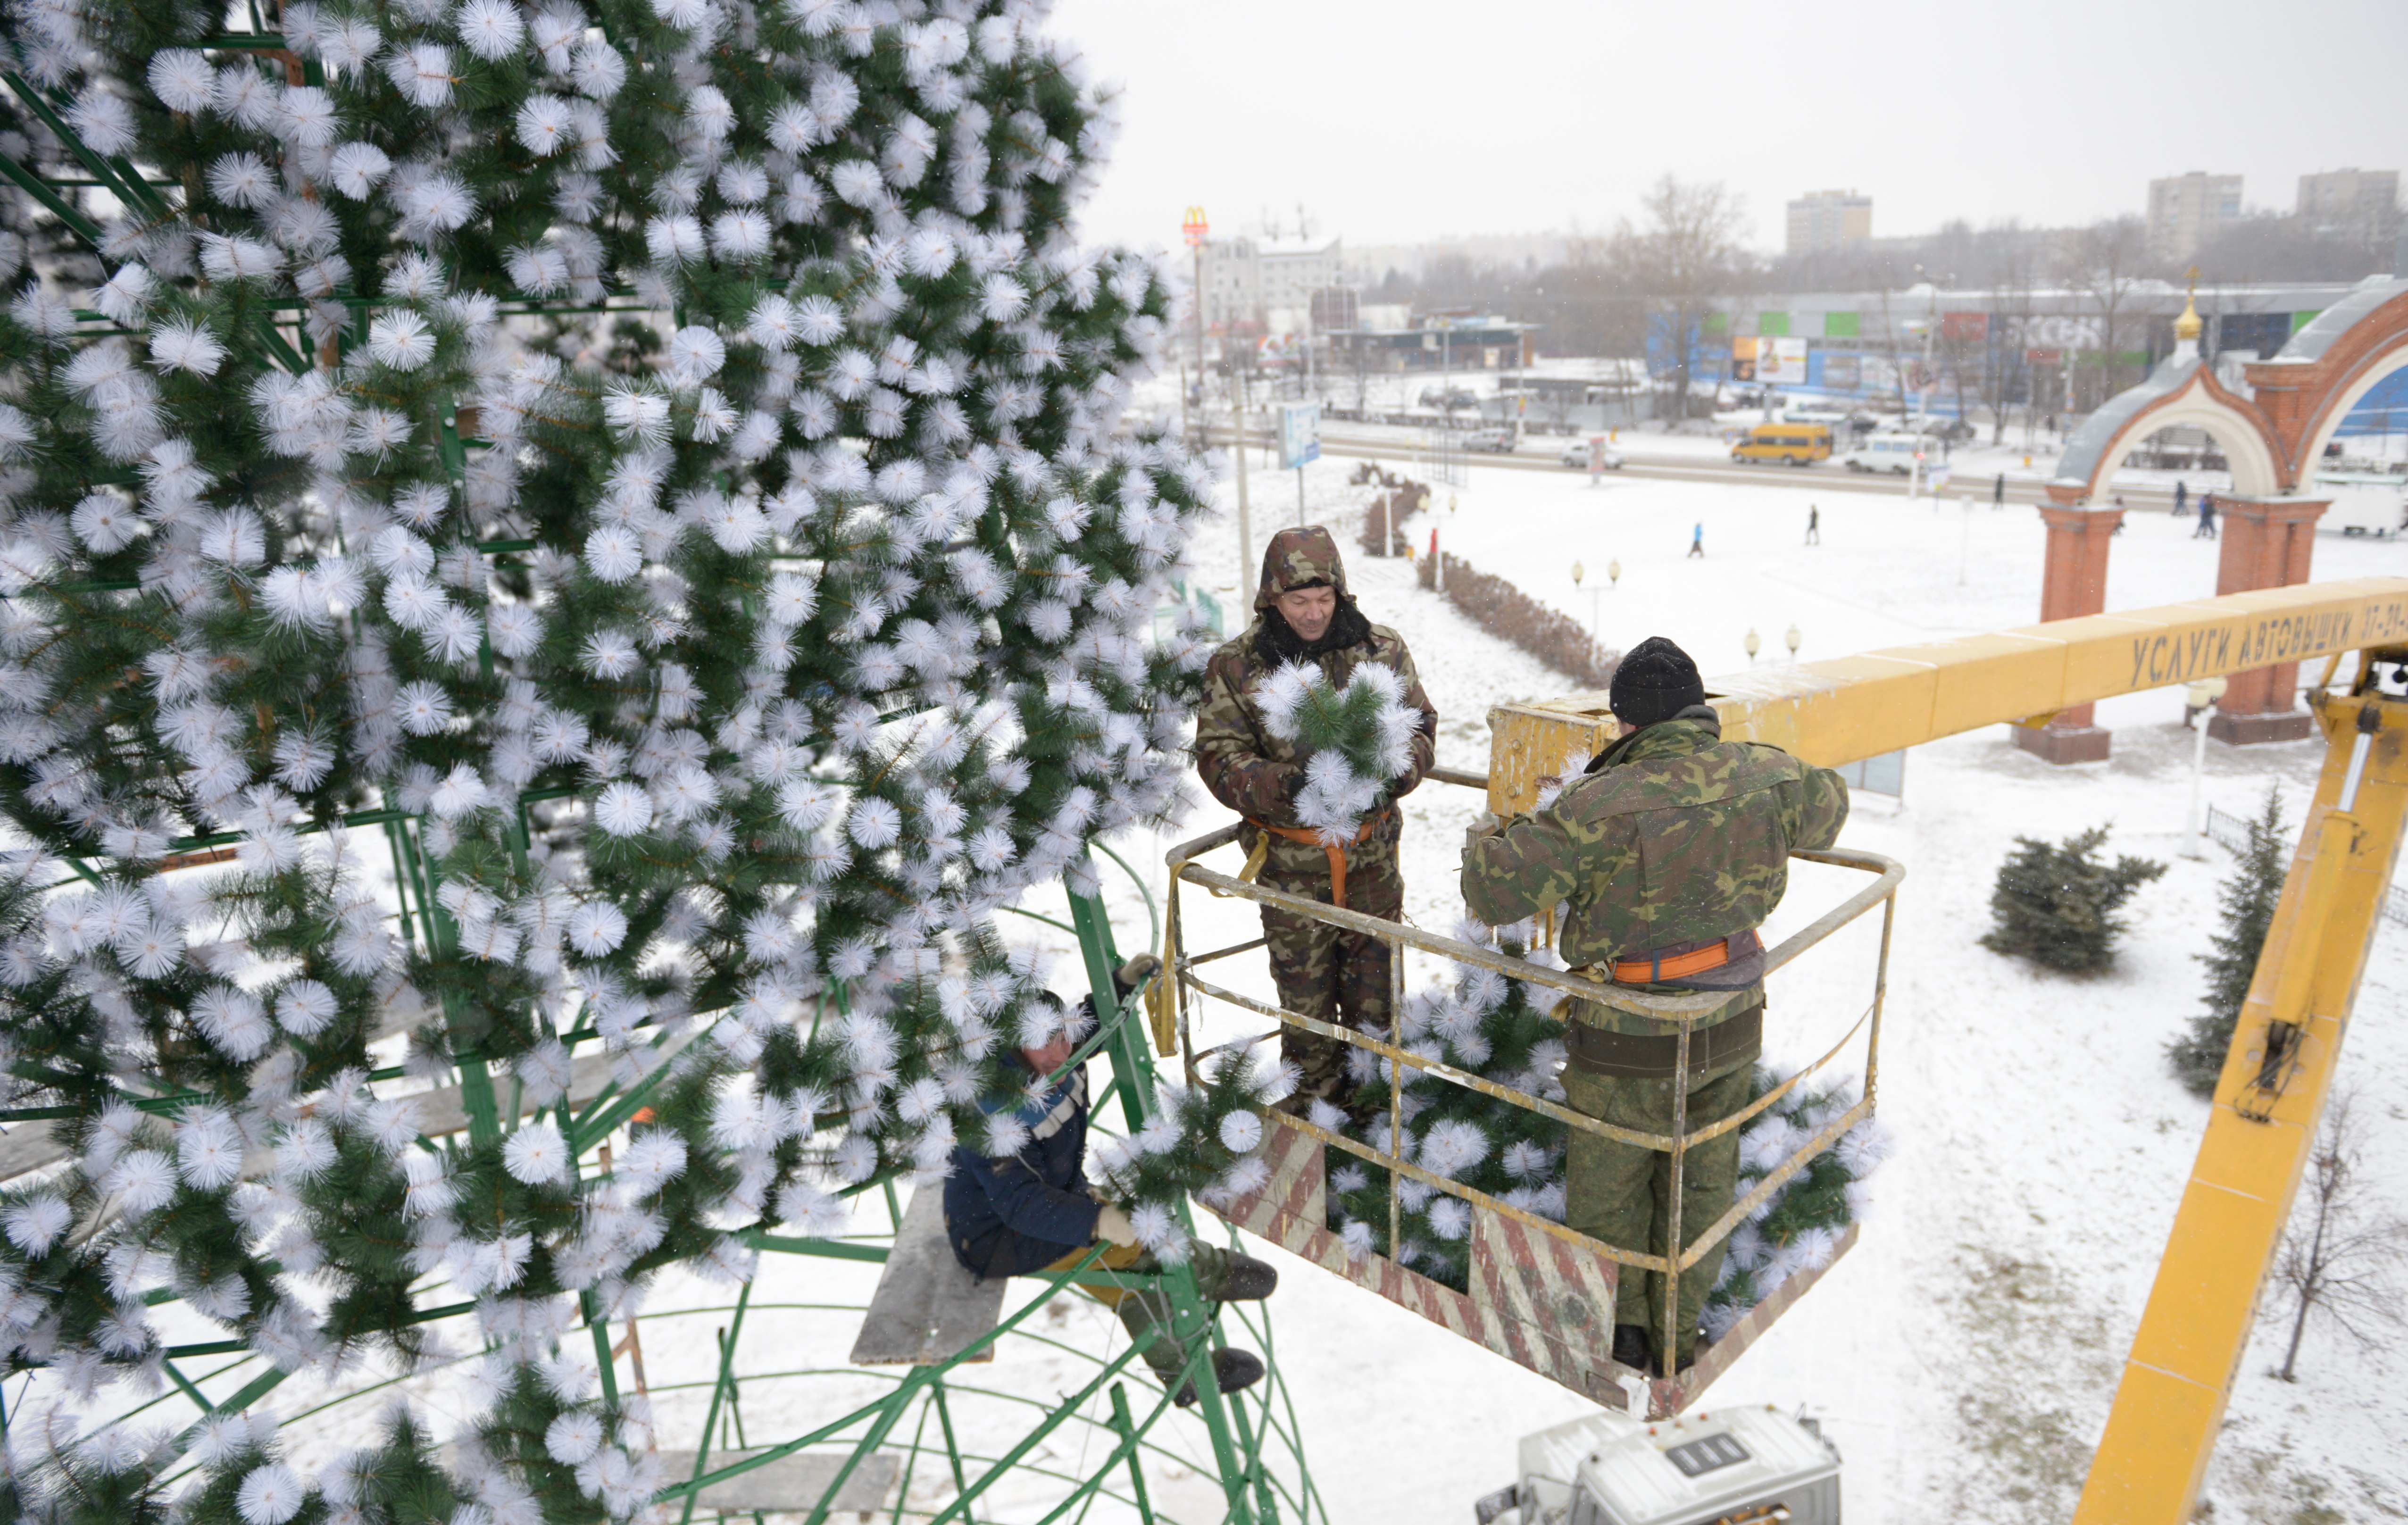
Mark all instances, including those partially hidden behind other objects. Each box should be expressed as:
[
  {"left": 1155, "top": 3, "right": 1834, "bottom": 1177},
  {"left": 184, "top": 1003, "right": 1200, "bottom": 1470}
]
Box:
[{"left": 1046, "top": 452, "right": 2408, "bottom": 1524}]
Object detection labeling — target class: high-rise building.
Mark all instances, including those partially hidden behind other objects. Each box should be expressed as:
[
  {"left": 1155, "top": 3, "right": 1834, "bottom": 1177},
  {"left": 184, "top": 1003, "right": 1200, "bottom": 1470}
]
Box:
[
  {"left": 1784, "top": 191, "right": 1872, "bottom": 257},
  {"left": 2297, "top": 168, "right": 2400, "bottom": 247},
  {"left": 2146, "top": 172, "right": 2242, "bottom": 263},
  {"left": 1193, "top": 233, "right": 1343, "bottom": 335}
]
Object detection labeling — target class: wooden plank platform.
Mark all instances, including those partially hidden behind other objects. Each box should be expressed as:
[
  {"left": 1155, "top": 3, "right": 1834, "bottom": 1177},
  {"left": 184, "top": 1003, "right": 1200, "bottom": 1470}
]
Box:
[
  {"left": 0, "top": 1125, "right": 67, "bottom": 1184},
  {"left": 848, "top": 1187, "right": 1006, "bottom": 1366},
  {"left": 653, "top": 1450, "right": 900, "bottom": 1517}
]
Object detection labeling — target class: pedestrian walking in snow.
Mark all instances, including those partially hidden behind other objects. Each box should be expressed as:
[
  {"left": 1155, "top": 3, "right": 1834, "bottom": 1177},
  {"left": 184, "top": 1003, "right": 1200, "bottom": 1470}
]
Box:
[
  {"left": 1460, "top": 638, "right": 1847, "bottom": 1377},
  {"left": 1687, "top": 522, "right": 1705, "bottom": 558},
  {"left": 1804, "top": 506, "right": 1820, "bottom": 545},
  {"left": 2174, "top": 481, "right": 2189, "bottom": 517},
  {"left": 2111, "top": 494, "right": 2127, "bottom": 533},
  {"left": 2195, "top": 492, "right": 2217, "bottom": 538},
  {"left": 1992, "top": 472, "right": 2005, "bottom": 508}
]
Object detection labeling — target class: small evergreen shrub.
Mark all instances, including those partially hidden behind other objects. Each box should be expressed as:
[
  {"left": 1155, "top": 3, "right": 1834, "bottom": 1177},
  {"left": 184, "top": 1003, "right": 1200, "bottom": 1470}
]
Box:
[
  {"left": 2167, "top": 788, "right": 2290, "bottom": 1097},
  {"left": 1980, "top": 825, "right": 2166, "bottom": 972}
]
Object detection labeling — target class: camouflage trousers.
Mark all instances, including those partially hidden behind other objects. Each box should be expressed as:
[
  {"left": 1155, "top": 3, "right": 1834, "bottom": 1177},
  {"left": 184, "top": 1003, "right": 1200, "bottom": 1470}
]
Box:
[
  {"left": 1258, "top": 859, "right": 1402, "bottom": 1106},
  {"left": 1562, "top": 1054, "right": 1750, "bottom": 1366}
]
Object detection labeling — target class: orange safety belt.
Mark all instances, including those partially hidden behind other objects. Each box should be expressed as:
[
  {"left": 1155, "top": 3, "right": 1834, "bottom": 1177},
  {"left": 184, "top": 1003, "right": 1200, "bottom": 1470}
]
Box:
[
  {"left": 1238, "top": 808, "right": 1391, "bottom": 910},
  {"left": 1608, "top": 938, "right": 1733, "bottom": 984}
]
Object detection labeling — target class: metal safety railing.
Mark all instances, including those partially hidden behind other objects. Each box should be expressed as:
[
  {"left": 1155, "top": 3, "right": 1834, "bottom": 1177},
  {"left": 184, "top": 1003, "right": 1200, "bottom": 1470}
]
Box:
[
  {"left": 2203, "top": 799, "right": 2408, "bottom": 927},
  {"left": 1157, "top": 773, "right": 1904, "bottom": 1370}
]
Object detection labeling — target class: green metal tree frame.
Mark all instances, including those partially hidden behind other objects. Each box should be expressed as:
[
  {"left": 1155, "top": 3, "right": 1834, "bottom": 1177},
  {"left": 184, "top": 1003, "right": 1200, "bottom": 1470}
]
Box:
[
  {"left": 9, "top": 805, "right": 1324, "bottom": 1525},
  {"left": 0, "top": 50, "right": 1324, "bottom": 1514}
]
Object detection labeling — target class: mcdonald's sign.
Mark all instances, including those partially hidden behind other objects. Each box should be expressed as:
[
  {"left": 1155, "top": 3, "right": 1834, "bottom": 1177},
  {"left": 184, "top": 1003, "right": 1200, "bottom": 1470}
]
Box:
[{"left": 1182, "top": 206, "right": 1209, "bottom": 247}]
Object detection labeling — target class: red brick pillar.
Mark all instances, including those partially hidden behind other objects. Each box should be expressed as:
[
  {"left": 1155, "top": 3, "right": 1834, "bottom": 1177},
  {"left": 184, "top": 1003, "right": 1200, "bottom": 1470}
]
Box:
[
  {"left": 2207, "top": 497, "right": 2330, "bottom": 745},
  {"left": 2014, "top": 503, "right": 2126, "bottom": 763}
]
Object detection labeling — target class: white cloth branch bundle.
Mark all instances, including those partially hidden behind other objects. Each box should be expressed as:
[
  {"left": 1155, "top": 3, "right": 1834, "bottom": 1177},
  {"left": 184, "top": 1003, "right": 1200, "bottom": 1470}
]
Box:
[
  {"left": 1699, "top": 1069, "right": 1889, "bottom": 1342},
  {"left": 1255, "top": 660, "right": 1417, "bottom": 845}
]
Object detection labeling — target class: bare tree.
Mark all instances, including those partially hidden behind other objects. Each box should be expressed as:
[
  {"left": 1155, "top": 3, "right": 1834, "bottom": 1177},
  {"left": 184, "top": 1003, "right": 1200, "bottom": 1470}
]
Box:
[
  {"left": 2056, "top": 217, "right": 2151, "bottom": 409},
  {"left": 2272, "top": 1090, "right": 2408, "bottom": 1383},
  {"left": 1981, "top": 229, "right": 2041, "bottom": 444},
  {"left": 1606, "top": 176, "right": 1750, "bottom": 422}
]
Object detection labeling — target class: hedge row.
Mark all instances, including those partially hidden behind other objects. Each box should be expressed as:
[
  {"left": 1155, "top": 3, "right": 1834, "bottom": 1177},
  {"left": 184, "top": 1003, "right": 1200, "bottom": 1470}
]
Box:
[
  {"left": 1352, "top": 463, "right": 1429, "bottom": 558},
  {"left": 1417, "top": 549, "right": 1621, "bottom": 690}
]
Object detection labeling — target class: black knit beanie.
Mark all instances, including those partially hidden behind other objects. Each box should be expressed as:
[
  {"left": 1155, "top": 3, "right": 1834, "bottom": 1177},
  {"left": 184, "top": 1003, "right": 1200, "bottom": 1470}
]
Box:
[{"left": 1608, "top": 636, "right": 1705, "bottom": 728}]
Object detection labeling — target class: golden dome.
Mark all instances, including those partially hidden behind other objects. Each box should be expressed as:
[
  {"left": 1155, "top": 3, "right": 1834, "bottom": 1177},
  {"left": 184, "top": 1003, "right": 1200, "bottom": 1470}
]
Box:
[{"left": 2175, "top": 291, "right": 2203, "bottom": 342}]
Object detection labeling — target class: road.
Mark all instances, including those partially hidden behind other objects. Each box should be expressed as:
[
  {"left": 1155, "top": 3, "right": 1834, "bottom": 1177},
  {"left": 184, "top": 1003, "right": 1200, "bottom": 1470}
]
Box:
[{"left": 1198, "top": 425, "right": 2184, "bottom": 509}]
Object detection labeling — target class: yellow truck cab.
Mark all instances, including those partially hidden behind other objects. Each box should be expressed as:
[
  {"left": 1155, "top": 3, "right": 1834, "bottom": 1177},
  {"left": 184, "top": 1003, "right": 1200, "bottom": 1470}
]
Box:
[{"left": 1731, "top": 422, "right": 1832, "bottom": 466}]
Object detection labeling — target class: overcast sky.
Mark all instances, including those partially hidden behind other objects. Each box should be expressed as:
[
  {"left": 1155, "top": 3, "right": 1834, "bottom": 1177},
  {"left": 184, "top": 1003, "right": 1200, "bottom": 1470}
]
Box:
[{"left": 1045, "top": 0, "right": 2407, "bottom": 259}]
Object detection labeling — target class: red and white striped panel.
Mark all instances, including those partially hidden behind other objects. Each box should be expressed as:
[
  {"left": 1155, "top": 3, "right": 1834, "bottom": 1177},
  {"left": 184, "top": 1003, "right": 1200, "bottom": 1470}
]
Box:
[{"left": 1203, "top": 1113, "right": 1860, "bottom": 1418}]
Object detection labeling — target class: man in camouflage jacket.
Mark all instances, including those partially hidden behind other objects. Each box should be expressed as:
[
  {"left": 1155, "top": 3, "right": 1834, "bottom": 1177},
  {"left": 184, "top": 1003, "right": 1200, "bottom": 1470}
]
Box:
[
  {"left": 1193, "top": 526, "right": 1438, "bottom": 1106},
  {"left": 1459, "top": 636, "right": 1847, "bottom": 1372}
]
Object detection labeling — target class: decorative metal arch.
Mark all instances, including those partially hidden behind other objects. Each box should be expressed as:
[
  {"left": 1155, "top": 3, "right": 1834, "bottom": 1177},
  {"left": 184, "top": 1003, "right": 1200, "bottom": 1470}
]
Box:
[
  {"left": 2247, "top": 276, "right": 2408, "bottom": 489},
  {"left": 2046, "top": 354, "right": 2286, "bottom": 507}
]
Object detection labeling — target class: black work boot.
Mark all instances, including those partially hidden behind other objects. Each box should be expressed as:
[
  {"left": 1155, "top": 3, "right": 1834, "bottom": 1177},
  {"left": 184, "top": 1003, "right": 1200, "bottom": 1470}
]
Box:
[
  {"left": 1187, "top": 1244, "right": 1278, "bottom": 1302},
  {"left": 1172, "top": 1348, "right": 1265, "bottom": 1407},
  {"left": 1612, "top": 1324, "right": 1652, "bottom": 1371},
  {"left": 1200, "top": 1252, "right": 1278, "bottom": 1302}
]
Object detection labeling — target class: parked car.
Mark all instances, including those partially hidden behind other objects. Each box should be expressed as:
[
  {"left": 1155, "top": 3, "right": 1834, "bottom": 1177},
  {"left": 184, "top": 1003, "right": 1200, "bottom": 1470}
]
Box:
[
  {"left": 1561, "top": 441, "right": 1625, "bottom": 470},
  {"left": 1730, "top": 422, "right": 1832, "bottom": 466},
  {"left": 1462, "top": 427, "right": 1519, "bottom": 453},
  {"left": 1418, "top": 386, "right": 1479, "bottom": 410},
  {"left": 1841, "top": 432, "right": 1930, "bottom": 475}
]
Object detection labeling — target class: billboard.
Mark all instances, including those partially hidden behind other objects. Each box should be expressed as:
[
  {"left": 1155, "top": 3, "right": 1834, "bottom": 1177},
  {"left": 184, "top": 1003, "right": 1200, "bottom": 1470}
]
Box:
[
  {"left": 1731, "top": 336, "right": 1807, "bottom": 384},
  {"left": 1758, "top": 337, "right": 1808, "bottom": 385},
  {"left": 1940, "top": 311, "right": 1990, "bottom": 344},
  {"left": 1277, "top": 402, "right": 1321, "bottom": 469}
]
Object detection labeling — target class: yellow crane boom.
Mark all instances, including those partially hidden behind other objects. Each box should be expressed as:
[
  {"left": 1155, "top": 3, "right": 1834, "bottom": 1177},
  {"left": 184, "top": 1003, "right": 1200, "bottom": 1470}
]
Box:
[
  {"left": 1480, "top": 575, "right": 2408, "bottom": 1521},
  {"left": 1486, "top": 574, "right": 2408, "bottom": 804}
]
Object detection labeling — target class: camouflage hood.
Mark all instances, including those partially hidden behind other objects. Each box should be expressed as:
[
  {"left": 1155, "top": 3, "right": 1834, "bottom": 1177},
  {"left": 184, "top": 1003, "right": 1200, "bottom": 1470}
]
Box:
[{"left": 1254, "top": 525, "right": 1349, "bottom": 610}]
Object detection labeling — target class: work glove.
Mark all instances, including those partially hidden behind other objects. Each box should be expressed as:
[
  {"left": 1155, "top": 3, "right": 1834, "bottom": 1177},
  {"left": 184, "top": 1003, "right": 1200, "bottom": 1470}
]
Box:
[{"left": 1094, "top": 1203, "right": 1142, "bottom": 1249}]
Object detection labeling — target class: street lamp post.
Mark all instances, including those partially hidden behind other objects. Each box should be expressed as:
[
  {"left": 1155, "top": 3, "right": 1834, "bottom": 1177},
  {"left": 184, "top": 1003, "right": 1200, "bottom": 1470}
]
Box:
[
  {"left": 1183, "top": 207, "right": 1209, "bottom": 449},
  {"left": 1571, "top": 560, "right": 1600, "bottom": 643},
  {"left": 1745, "top": 628, "right": 1761, "bottom": 664},
  {"left": 1784, "top": 623, "right": 1801, "bottom": 662},
  {"left": 2184, "top": 676, "right": 2230, "bottom": 859},
  {"left": 1607, "top": 556, "right": 1620, "bottom": 592},
  {"left": 1439, "top": 492, "right": 1456, "bottom": 593},
  {"left": 1912, "top": 264, "right": 1951, "bottom": 428}
]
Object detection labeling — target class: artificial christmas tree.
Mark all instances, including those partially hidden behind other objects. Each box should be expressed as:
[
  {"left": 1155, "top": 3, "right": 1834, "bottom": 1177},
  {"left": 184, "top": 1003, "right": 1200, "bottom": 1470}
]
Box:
[
  {"left": 1320, "top": 918, "right": 1570, "bottom": 1291},
  {"left": 1316, "top": 916, "right": 1887, "bottom": 1344},
  {"left": 1252, "top": 659, "right": 1419, "bottom": 847},
  {"left": 0, "top": 1, "right": 1275, "bottom": 1521},
  {"left": 1700, "top": 1065, "right": 1887, "bottom": 1342}
]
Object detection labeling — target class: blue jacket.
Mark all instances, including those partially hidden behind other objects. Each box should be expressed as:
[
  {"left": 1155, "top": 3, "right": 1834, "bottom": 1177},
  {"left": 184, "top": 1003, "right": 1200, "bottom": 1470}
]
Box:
[{"left": 943, "top": 1054, "right": 1103, "bottom": 1279}]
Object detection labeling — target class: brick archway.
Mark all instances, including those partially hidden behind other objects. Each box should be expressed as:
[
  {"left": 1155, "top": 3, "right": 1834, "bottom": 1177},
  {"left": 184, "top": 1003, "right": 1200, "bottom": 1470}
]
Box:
[
  {"left": 2046, "top": 357, "right": 2285, "bottom": 507},
  {"left": 2016, "top": 279, "right": 2408, "bottom": 762},
  {"left": 2246, "top": 276, "right": 2408, "bottom": 489}
]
